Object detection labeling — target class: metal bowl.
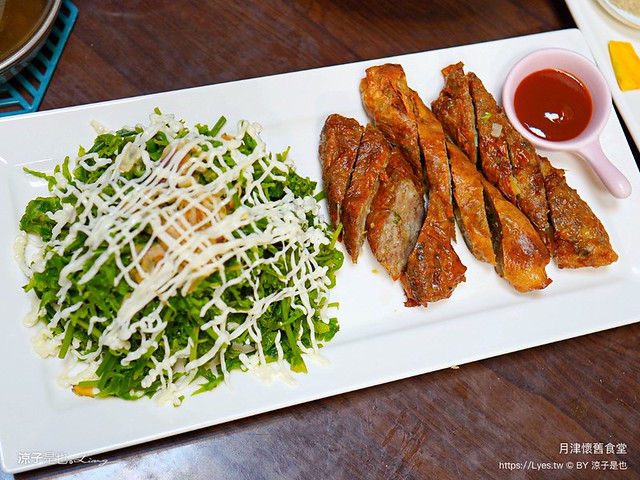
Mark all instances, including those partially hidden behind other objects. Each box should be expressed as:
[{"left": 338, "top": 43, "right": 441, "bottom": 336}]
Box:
[{"left": 0, "top": 0, "right": 62, "bottom": 83}]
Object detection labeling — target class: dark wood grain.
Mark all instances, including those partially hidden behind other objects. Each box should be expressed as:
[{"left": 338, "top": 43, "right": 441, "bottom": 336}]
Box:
[{"left": 3, "top": 1, "right": 639, "bottom": 479}]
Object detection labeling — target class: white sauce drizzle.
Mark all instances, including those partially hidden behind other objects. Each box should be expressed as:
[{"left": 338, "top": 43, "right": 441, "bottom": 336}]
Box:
[{"left": 21, "top": 112, "right": 334, "bottom": 404}]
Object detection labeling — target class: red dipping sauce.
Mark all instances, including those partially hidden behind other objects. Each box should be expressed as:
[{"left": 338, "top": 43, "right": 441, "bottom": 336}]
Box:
[{"left": 513, "top": 68, "right": 593, "bottom": 142}]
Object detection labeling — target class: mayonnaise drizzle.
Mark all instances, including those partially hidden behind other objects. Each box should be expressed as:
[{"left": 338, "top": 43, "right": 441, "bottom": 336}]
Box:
[{"left": 22, "top": 112, "right": 334, "bottom": 404}]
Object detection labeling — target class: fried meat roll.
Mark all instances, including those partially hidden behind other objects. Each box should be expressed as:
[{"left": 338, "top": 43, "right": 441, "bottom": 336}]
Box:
[
  {"left": 361, "top": 63, "right": 465, "bottom": 305},
  {"left": 468, "top": 72, "right": 519, "bottom": 205},
  {"left": 432, "top": 62, "right": 478, "bottom": 166},
  {"left": 539, "top": 156, "right": 618, "bottom": 268},
  {"left": 360, "top": 63, "right": 423, "bottom": 180},
  {"left": 412, "top": 89, "right": 455, "bottom": 240},
  {"left": 342, "top": 123, "right": 391, "bottom": 263},
  {"left": 401, "top": 194, "right": 467, "bottom": 306},
  {"left": 502, "top": 119, "right": 553, "bottom": 247},
  {"left": 447, "top": 140, "right": 496, "bottom": 266},
  {"left": 468, "top": 72, "right": 552, "bottom": 246},
  {"left": 318, "top": 114, "right": 364, "bottom": 231},
  {"left": 437, "top": 65, "right": 552, "bottom": 247},
  {"left": 482, "top": 179, "right": 552, "bottom": 292},
  {"left": 400, "top": 73, "right": 466, "bottom": 306},
  {"left": 366, "top": 147, "right": 425, "bottom": 280}
]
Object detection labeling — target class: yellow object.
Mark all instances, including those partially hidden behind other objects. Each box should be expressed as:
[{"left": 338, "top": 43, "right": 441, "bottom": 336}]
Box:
[
  {"left": 608, "top": 40, "right": 640, "bottom": 91},
  {"left": 72, "top": 384, "right": 98, "bottom": 397}
]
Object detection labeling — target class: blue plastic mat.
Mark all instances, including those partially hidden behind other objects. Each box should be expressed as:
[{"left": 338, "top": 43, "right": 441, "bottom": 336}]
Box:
[{"left": 0, "top": 0, "right": 78, "bottom": 117}]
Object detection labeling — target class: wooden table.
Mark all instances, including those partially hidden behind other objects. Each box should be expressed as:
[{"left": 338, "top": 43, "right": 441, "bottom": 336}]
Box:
[{"left": 3, "top": 1, "right": 639, "bottom": 479}]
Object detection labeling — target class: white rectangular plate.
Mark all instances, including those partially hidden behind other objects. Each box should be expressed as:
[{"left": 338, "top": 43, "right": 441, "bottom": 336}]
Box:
[
  {"left": 1, "top": 28, "right": 639, "bottom": 474},
  {"left": 565, "top": 0, "right": 640, "bottom": 151}
]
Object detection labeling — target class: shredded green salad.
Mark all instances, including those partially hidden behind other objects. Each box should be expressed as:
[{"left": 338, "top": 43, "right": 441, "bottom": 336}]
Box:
[{"left": 16, "top": 110, "right": 343, "bottom": 405}]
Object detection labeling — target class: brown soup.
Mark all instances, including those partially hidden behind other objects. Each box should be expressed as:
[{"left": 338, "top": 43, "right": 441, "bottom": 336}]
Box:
[{"left": 0, "top": 0, "right": 49, "bottom": 62}]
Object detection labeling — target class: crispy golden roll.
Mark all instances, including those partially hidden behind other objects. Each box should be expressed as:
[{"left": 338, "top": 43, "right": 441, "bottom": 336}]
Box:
[
  {"left": 366, "top": 146, "right": 425, "bottom": 280},
  {"left": 361, "top": 63, "right": 465, "bottom": 304},
  {"left": 318, "top": 114, "right": 364, "bottom": 231},
  {"left": 468, "top": 72, "right": 519, "bottom": 205},
  {"left": 360, "top": 63, "right": 423, "bottom": 180},
  {"left": 442, "top": 68, "right": 551, "bottom": 248},
  {"left": 401, "top": 194, "right": 467, "bottom": 307},
  {"left": 502, "top": 119, "right": 553, "bottom": 247},
  {"left": 432, "top": 62, "right": 478, "bottom": 166},
  {"left": 342, "top": 123, "right": 391, "bottom": 263},
  {"left": 316, "top": 60, "right": 618, "bottom": 311},
  {"left": 467, "top": 70, "right": 552, "bottom": 247},
  {"left": 411, "top": 89, "right": 455, "bottom": 240},
  {"left": 482, "top": 178, "right": 552, "bottom": 292},
  {"left": 539, "top": 156, "right": 618, "bottom": 268},
  {"left": 447, "top": 140, "right": 496, "bottom": 266}
]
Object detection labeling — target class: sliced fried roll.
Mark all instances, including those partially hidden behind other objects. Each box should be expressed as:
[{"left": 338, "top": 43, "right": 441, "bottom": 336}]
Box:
[
  {"left": 432, "top": 62, "right": 478, "bottom": 166},
  {"left": 502, "top": 118, "right": 553, "bottom": 247},
  {"left": 411, "top": 89, "right": 455, "bottom": 240},
  {"left": 318, "top": 114, "right": 364, "bottom": 231},
  {"left": 342, "top": 124, "right": 391, "bottom": 263},
  {"left": 401, "top": 80, "right": 466, "bottom": 306},
  {"left": 439, "top": 66, "right": 551, "bottom": 247},
  {"left": 360, "top": 63, "right": 423, "bottom": 180},
  {"left": 448, "top": 137, "right": 549, "bottom": 292},
  {"left": 469, "top": 73, "right": 552, "bottom": 247},
  {"left": 539, "top": 156, "right": 618, "bottom": 268},
  {"left": 367, "top": 147, "right": 425, "bottom": 280},
  {"left": 468, "top": 72, "right": 518, "bottom": 205},
  {"left": 401, "top": 194, "right": 467, "bottom": 307},
  {"left": 482, "top": 179, "right": 552, "bottom": 292},
  {"left": 447, "top": 140, "right": 496, "bottom": 266}
]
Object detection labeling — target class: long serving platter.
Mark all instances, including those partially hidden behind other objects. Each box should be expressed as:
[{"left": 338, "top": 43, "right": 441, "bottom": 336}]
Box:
[{"left": 1, "top": 28, "right": 639, "bottom": 473}]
